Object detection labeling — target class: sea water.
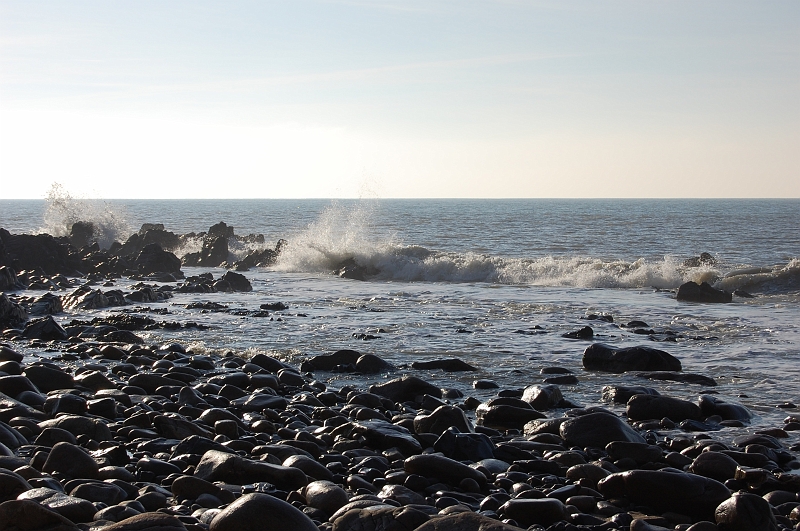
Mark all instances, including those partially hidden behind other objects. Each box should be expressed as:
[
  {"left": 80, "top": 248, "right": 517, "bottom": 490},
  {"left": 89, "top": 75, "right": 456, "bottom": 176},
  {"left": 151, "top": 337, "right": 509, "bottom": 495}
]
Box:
[{"left": 1, "top": 196, "right": 799, "bottom": 432}]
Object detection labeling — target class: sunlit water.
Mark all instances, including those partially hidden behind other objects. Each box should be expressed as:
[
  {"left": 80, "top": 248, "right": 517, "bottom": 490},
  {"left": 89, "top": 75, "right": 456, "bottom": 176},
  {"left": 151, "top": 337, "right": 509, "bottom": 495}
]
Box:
[{"left": 2, "top": 197, "right": 799, "bottom": 436}]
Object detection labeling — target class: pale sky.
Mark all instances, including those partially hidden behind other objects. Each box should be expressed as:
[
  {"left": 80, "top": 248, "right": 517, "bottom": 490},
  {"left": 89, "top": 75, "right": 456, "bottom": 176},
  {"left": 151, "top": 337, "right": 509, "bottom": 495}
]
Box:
[{"left": 1, "top": 1, "right": 798, "bottom": 199}]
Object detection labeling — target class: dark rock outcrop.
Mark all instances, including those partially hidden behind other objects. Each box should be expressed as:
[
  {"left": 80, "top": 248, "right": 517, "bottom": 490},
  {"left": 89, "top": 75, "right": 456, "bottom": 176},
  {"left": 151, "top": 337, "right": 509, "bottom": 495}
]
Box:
[{"left": 583, "top": 343, "right": 682, "bottom": 373}]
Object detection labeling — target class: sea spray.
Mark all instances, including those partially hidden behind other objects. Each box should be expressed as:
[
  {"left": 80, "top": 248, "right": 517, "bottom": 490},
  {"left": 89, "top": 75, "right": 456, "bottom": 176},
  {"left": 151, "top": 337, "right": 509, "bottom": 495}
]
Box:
[{"left": 39, "top": 183, "right": 131, "bottom": 249}]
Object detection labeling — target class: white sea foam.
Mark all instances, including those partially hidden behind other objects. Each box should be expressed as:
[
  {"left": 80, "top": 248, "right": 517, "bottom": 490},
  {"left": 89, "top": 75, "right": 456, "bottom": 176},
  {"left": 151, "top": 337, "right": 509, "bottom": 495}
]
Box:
[
  {"left": 38, "top": 183, "right": 131, "bottom": 249},
  {"left": 273, "top": 201, "right": 714, "bottom": 288}
]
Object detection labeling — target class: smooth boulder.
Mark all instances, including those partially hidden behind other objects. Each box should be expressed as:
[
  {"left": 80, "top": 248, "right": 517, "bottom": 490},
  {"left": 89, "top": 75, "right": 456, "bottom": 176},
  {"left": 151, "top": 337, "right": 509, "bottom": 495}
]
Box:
[
  {"left": 210, "top": 493, "right": 319, "bottom": 531},
  {"left": 583, "top": 343, "right": 681, "bottom": 373}
]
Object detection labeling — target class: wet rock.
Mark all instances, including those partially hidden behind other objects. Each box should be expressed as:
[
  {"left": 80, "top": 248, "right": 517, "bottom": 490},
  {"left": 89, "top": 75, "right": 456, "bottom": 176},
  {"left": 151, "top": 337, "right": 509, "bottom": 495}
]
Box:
[
  {"left": 0, "top": 294, "right": 28, "bottom": 328},
  {"left": 606, "top": 441, "right": 662, "bottom": 464},
  {"left": 42, "top": 441, "right": 100, "bottom": 480},
  {"left": 0, "top": 267, "right": 25, "bottom": 292},
  {"left": 412, "top": 511, "right": 522, "bottom": 530},
  {"left": 583, "top": 343, "right": 681, "bottom": 373},
  {"left": 715, "top": 492, "right": 778, "bottom": 531},
  {"left": 351, "top": 419, "right": 422, "bottom": 456},
  {"left": 410, "top": 358, "right": 477, "bottom": 372},
  {"left": 153, "top": 413, "right": 214, "bottom": 439},
  {"left": 301, "top": 349, "right": 394, "bottom": 373},
  {"left": 171, "top": 475, "right": 235, "bottom": 504},
  {"left": 303, "top": 480, "right": 349, "bottom": 517},
  {"left": 636, "top": 371, "right": 717, "bottom": 386},
  {"left": 601, "top": 385, "right": 661, "bottom": 403},
  {"left": 559, "top": 411, "right": 645, "bottom": 448},
  {"left": 699, "top": 395, "right": 753, "bottom": 421},
  {"left": 689, "top": 451, "right": 740, "bottom": 482},
  {"left": 627, "top": 394, "right": 703, "bottom": 422},
  {"left": 38, "top": 414, "right": 113, "bottom": 441},
  {"left": 194, "top": 449, "right": 308, "bottom": 490},
  {"left": 128, "top": 373, "right": 186, "bottom": 394},
  {"left": 476, "top": 402, "right": 545, "bottom": 430},
  {"left": 18, "top": 487, "right": 97, "bottom": 523},
  {"left": 500, "top": 497, "right": 568, "bottom": 527},
  {"left": 597, "top": 469, "right": 730, "bottom": 521},
  {"left": 134, "top": 244, "right": 182, "bottom": 275},
  {"left": 521, "top": 384, "right": 563, "bottom": 410},
  {"left": 0, "top": 468, "right": 32, "bottom": 502},
  {"left": 217, "top": 271, "right": 252, "bottom": 292},
  {"left": 433, "top": 427, "right": 495, "bottom": 462},
  {"left": 23, "top": 365, "right": 74, "bottom": 393},
  {"left": 677, "top": 281, "right": 732, "bottom": 303},
  {"left": 369, "top": 375, "right": 442, "bottom": 402},
  {"left": 414, "top": 405, "right": 474, "bottom": 435},
  {"left": 101, "top": 512, "right": 187, "bottom": 531},
  {"left": 209, "top": 492, "right": 318, "bottom": 531},
  {"left": 27, "top": 292, "right": 63, "bottom": 316},
  {"left": 332, "top": 505, "right": 430, "bottom": 531},
  {"left": 562, "top": 326, "right": 593, "bottom": 339},
  {"left": 0, "top": 499, "right": 81, "bottom": 531},
  {"left": 22, "top": 316, "right": 68, "bottom": 340},
  {"left": 62, "top": 286, "right": 110, "bottom": 310},
  {"left": 404, "top": 454, "right": 487, "bottom": 487},
  {"left": 69, "top": 480, "right": 126, "bottom": 505}
]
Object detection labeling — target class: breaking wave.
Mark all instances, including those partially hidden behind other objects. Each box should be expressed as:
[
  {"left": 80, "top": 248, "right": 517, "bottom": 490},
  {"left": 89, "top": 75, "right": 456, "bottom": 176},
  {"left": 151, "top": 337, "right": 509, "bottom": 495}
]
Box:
[
  {"left": 274, "top": 200, "right": 798, "bottom": 291},
  {"left": 39, "top": 183, "right": 131, "bottom": 249}
]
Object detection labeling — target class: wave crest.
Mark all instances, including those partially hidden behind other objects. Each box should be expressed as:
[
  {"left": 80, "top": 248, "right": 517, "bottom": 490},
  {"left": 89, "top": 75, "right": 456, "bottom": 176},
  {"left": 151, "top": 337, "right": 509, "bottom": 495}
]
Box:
[{"left": 39, "top": 183, "right": 130, "bottom": 249}]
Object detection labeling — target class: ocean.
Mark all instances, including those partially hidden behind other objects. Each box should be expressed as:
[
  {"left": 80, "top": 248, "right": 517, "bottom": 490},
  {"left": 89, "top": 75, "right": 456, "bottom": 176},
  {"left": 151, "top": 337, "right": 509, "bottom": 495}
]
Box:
[{"left": 2, "top": 197, "right": 799, "bottom": 432}]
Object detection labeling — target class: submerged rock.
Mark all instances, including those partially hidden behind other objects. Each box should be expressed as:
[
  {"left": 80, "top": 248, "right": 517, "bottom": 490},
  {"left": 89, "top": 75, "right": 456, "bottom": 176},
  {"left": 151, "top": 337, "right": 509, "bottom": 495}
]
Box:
[{"left": 677, "top": 281, "right": 732, "bottom": 303}]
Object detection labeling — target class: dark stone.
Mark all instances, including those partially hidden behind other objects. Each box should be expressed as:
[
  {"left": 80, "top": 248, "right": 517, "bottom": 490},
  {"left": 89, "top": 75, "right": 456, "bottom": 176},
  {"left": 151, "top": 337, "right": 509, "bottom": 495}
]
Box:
[
  {"left": 414, "top": 405, "right": 473, "bottom": 435},
  {"left": 350, "top": 419, "right": 422, "bottom": 456},
  {"left": 500, "top": 498, "right": 568, "bottom": 527},
  {"left": 562, "top": 326, "right": 593, "bottom": 339},
  {"left": 0, "top": 499, "right": 81, "bottom": 531},
  {"left": 134, "top": 244, "right": 182, "bottom": 275},
  {"left": 559, "top": 411, "right": 645, "bottom": 448},
  {"left": 602, "top": 385, "right": 661, "bottom": 404},
  {"left": 303, "top": 480, "right": 349, "bottom": 517},
  {"left": 699, "top": 395, "right": 753, "bottom": 421},
  {"left": 332, "top": 506, "right": 430, "bottom": 531},
  {"left": 42, "top": 442, "right": 99, "bottom": 480},
  {"left": 635, "top": 371, "right": 717, "bottom": 386},
  {"left": 410, "top": 359, "right": 477, "bottom": 372},
  {"left": 597, "top": 469, "right": 730, "bottom": 521},
  {"left": 17, "top": 487, "right": 97, "bottom": 523},
  {"left": 209, "top": 492, "right": 318, "bottom": 531},
  {"left": 22, "top": 316, "right": 68, "bottom": 340},
  {"left": 521, "top": 384, "right": 563, "bottom": 410},
  {"left": 101, "top": 512, "right": 187, "bottom": 531},
  {"left": 476, "top": 402, "right": 545, "bottom": 430},
  {"left": 677, "top": 281, "right": 732, "bottom": 303},
  {"left": 0, "top": 293, "right": 27, "bottom": 328},
  {"left": 0, "top": 468, "right": 32, "bottom": 502},
  {"left": 627, "top": 394, "right": 703, "bottom": 422},
  {"left": 404, "top": 454, "right": 487, "bottom": 487},
  {"left": 23, "top": 365, "right": 74, "bottom": 393},
  {"left": 369, "top": 375, "right": 442, "bottom": 402},
  {"left": 583, "top": 343, "right": 681, "bottom": 373},
  {"left": 354, "top": 354, "right": 395, "bottom": 373},
  {"left": 412, "top": 511, "right": 522, "bottom": 531},
  {"left": 433, "top": 427, "right": 495, "bottom": 462},
  {"left": 194, "top": 449, "right": 308, "bottom": 490},
  {"left": 689, "top": 451, "right": 740, "bottom": 482},
  {"left": 218, "top": 271, "right": 252, "bottom": 292},
  {"left": 38, "top": 414, "right": 113, "bottom": 441},
  {"left": 715, "top": 492, "right": 779, "bottom": 530}
]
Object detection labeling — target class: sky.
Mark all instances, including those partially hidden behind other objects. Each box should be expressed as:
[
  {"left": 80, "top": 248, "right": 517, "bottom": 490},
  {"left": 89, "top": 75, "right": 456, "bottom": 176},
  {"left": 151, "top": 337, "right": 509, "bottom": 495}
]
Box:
[{"left": 0, "top": 0, "right": 798, "bottom": 199}]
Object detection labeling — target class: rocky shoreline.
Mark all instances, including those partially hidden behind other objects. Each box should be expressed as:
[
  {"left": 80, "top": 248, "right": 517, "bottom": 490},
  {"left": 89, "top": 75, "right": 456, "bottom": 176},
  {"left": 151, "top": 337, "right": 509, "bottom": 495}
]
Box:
[{"left": 0, "top": 224, "right": 799, "bottom": 531}]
